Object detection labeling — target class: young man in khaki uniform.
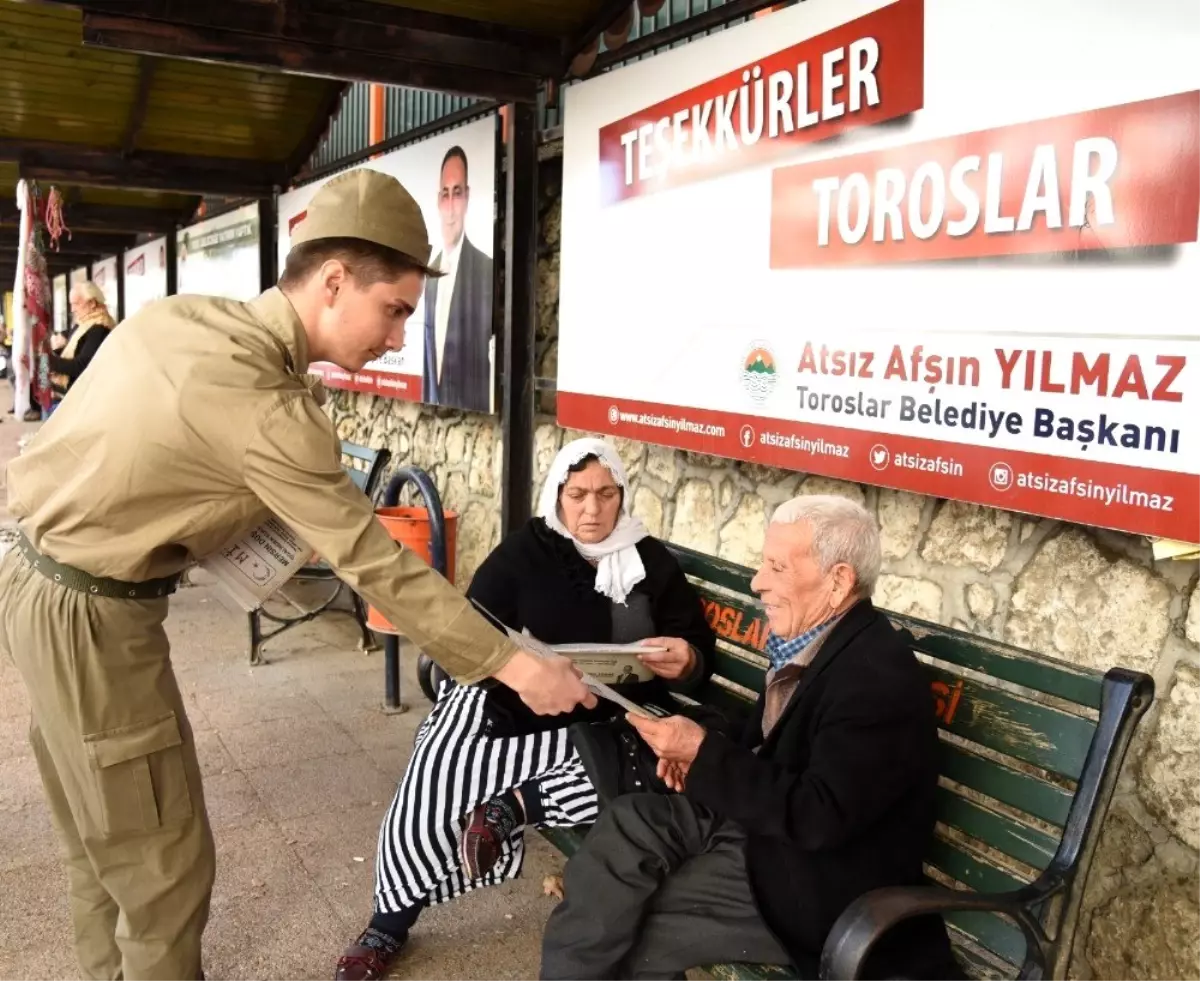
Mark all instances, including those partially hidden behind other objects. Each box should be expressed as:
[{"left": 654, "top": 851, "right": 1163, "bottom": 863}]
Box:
[{"left": 0, "top": 169, "right": 594, "bottom": 981}]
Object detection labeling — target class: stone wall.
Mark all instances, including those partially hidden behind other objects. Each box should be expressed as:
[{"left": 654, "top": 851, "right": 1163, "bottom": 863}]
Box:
[{"left": 325, "top": 154, "right": 1199, "bottom": 980}]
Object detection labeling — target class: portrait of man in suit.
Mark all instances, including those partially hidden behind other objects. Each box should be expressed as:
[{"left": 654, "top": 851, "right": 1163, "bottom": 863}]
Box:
[{"left": 421, "top": 145, "right": 494, "bottom": 412}]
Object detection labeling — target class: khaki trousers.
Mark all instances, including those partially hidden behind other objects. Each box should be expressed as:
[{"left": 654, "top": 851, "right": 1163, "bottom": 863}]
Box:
[{"left": 0, "top": 547, "right": 215, "bottom": 980}]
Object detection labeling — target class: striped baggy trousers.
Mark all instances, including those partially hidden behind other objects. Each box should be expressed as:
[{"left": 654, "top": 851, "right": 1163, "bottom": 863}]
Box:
[{"left": 373, "top": 681, "right": 600, "bottom": 913}]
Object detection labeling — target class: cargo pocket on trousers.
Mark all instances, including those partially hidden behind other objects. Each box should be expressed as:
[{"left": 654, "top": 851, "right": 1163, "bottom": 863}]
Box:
[{"left": 84, "top": 713, "right": 195, "bottom": 836}]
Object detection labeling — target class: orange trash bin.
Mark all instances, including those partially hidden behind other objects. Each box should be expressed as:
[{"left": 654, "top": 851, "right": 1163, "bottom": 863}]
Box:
[{"left": 366, "top": 505, "right": 459, "bottom": 634}]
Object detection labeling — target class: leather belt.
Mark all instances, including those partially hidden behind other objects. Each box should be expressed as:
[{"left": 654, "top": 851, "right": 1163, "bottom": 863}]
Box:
[{"left": 17, "top": 532, "right": 179, "bottom": 600}]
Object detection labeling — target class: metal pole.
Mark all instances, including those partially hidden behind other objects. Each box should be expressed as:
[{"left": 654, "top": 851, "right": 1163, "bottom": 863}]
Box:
[{"left": 379, "top": 466, "right": 447, "bottom": 712}]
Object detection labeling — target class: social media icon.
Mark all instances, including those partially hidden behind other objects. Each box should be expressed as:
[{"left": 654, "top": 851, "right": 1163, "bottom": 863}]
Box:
[
  {"left": 989, "top": 462, "right": 1013, "bottom": 491},
  {"left": 607, "top": 405, "right": 619, "bottom": 426},
  {"left": 869, "top": 444, "right": 890, "bottom": 471},
  {"left": 740, "top": 425, "right": 755, "bottom": 448}
]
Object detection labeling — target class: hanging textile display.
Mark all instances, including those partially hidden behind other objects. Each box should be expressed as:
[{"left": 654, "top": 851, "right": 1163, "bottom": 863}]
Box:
[
  {"left": 11, "top": 180, "right": 31, "bottom": 419},
  {"left": 10, "top": 180, "right": 54, "bottom": 419}
]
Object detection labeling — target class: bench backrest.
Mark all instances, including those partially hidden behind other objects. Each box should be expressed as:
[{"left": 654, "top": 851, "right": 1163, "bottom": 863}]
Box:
[
  {"left": 665, "top": 542, "right": 1154, "bottom": 979},
  {"left": 341, "top": 440, "right": 391, "bottom": 501}
]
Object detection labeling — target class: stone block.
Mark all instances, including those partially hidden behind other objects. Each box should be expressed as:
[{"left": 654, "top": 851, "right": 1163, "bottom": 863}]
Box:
[
  {"left": 1006, "top": 529, "right": 1170, "bottom": 673},
  {"left": 670, "top": 480, "right": 719, "bottom": 554},
  {"left": 1079, "top": 805, "right": 1155, "bottom": 912},
  {"left": 468, "top": 424, "right": 497, "bottom": 497},
  {"left": 445, "top": 422, "right": 469, "bottom": 464},
  {"left": 335, "top": 415, "right": 357, "bottom": 441},
  {"left": 534, "top": 424, "right": 561, "bottom": 484},
  {"left": 1187, "top": 581, "right": 1199, "bottom": 646},
  {"left": 798, "top": 476, "right": 866, "bottom": 506},
  {"left": 874, "top": 575, "right": 942, "bottom": 621},
  {"left": 878, "top": 489, "right": 923, "bottom": 560},
  {"left": 455, "top": 501, "right": 498, "bottom": 586},
  {"left": 645, "top": 445, "right": 678, "bottom": 483},
  {"left": 1139, "top": 663, "right": 1200, "bottom": 850},
  {"left": 1085, "top": 874, "right": 1199, "bottom": 981},
  {"left": 632, "top": 487, "right": 663, "bottom": 538},
  {"left": 966, "top": 583, "right": 996, "bottom": 621},
  {"left": 719, "top": 495, "right": 766, "bottom": 569},
  {"left": 920, "top": 500, "right": 1012, "bottom": 572}
]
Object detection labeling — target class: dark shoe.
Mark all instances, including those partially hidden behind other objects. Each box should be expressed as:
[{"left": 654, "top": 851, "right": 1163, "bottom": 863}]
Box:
[
  {"left": 460, "top": 798, "right": 520, "bottom": 880},
  {"left": 569, "top": 718, "right": 669, "bottom": 806},
  {"left": 335, "top": 929, "right": 407, "bottom": 980}
]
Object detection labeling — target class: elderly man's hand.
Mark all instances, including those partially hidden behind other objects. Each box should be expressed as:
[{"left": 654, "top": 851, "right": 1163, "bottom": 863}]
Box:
[
  {"left": 626, "top": 712, "right": 706, "bottom": 767},
  {"left": 657, "top": 759, "right": 691, "bottom": 792}
]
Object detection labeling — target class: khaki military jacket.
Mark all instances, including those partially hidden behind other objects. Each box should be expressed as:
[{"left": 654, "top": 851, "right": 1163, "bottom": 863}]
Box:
[{"left": 4, "top": 288, "right": 513, "bottom": 683}]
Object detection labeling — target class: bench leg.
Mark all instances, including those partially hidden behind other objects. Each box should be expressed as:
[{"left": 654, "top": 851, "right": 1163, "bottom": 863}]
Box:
[
  {"left": 248, "top": 609, "right": 265, "bottom": 667},
  {"left": 352, "top": 593, "right": 378, "bottom": 653}
]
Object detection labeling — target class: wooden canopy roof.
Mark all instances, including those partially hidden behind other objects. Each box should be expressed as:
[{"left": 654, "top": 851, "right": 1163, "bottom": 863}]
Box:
[{"left": 1, "top": 0, "right": 770, "bottom": 278}]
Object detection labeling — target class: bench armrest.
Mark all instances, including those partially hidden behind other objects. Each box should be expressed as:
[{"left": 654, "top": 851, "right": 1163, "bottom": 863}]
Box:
[{"left": 818, "top": 884, "right": 1050, "bottom": 980}]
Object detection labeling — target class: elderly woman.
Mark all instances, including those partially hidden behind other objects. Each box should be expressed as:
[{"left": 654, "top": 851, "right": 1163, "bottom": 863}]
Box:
[
  {"left": 49, "top": 281, "right": 115, "bottom": 408},
  {"left": 336, "top": 438, "right": 716, "bottom": 980}
]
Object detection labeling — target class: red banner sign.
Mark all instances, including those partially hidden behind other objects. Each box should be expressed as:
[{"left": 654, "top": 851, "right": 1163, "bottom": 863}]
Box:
[{"left": 770, "top": 91, "right": 1200, "bottom": 267}]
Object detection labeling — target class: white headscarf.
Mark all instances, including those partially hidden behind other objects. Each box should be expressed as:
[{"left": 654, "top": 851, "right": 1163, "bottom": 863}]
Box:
[{"left": 537, "top": 437, "right": 648, "bottom": 605}]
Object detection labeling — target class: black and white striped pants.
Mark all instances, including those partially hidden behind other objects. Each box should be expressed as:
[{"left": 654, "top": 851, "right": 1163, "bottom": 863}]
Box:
[{"left": 373, "top": 681, "right": 600, "bottom": 914}]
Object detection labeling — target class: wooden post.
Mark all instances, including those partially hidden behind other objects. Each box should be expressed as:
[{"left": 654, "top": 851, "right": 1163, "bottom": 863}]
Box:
[
  {"left": 500, "top": 102, "right": 538, "bottom": 537},
  {"left": 258, "top": 196, "right": 277, "bottom": 291},
  {"left": 165, "top": 228, "right": 178, "bottom": 297}
]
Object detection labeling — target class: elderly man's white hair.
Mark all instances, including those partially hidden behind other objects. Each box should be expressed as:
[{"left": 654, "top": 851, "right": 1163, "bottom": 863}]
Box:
[{"left": 770, "top": 494, "right": 881, "bottom": 597}]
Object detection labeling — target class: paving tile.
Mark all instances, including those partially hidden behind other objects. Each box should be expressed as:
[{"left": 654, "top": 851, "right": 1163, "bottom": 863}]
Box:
[
  {"left": 217, "top": 713, "right": 359, "bottom": 771},
  {"left": 0, "top": 680, "right": 30, "bottom": 721},
  {"left": 0, "top": 802, "right": 60, "bottom": 872},
  {"left": 0, "top": 860, "right": 70, "bottom": 957},
  {"left": 0, "top": 755, "right": 46, "bottom": 812},
  {"left": 243, "top": 752, "right": 398, "bottom": 823},
  {"left": 0, "top": 714, "right": 31, "bottom": 762},
  {"left": 202, "top": 770, "right": 271, "bottom": 832},
  {"left": 0, "top": 942, "right": 79, "bottom": 981},
  {"left": 193, "top": 727, "right": 236, "bottom": 776},
  {"left": 279, "top": 803, "right": 388, "bottom": 932},
  {"left": 191, "top": 680, "right": 318, "bottom": 730}
]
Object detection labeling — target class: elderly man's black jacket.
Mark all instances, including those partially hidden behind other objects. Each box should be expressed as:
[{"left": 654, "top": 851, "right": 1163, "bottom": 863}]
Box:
[{"left": 685, "top": 598, "right": 957, "bottom": 979}]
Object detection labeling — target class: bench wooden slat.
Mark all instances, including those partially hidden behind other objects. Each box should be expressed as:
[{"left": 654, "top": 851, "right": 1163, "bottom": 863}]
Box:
[
  {"left": 946, "top": 923, "right": 1020, "bottom": 980},
  {"left": 713, "top": 646, "right": 768, "bottom": 694},
  {"left": 927, "top": 666, "right": 1095, "bottom": 778},
  {"left": 946, "top": 912, "right": 1024, "bottom": 971},
  {"left": 938, "top": 741, "right": 1074, "bottom": 829},
  {"left": 899, "top": 618, "right": 1104, "bottom": 709},
  {"left": 672, "top": 543, "right": 756, "bottom": 595},
  {"left": 695, "top": 585, "right": 770, "bottom": 659},
  {"left": 935, "top": 786, "right": 1057, "bottom": 871},
  {"left": 707, "top": 962, "right": 799, "bottom": 980},
  {"left": 926, "top": 837, "right": 1030, "bottom": 894}
]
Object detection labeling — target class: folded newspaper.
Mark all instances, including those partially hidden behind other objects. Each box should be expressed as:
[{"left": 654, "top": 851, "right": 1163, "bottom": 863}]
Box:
[
  {"left": 200, "top": 516, "right": 313, "bottom": 612},
  {"left": 550, "top": 642, "right": 662, "bottom": 684},
  {"left": 497, "top": 623, "right": 655, "bottom": 718}
]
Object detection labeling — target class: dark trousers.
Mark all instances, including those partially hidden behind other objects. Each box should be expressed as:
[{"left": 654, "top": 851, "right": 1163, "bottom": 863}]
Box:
[{"left": 540, "top": 794, "right": 790, "bottom": 980}]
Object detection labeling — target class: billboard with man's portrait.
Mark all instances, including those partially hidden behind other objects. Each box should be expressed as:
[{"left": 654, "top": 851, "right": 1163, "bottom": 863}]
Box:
[{"left": 277, "top": 113, "right": 498, "bottom": 414}]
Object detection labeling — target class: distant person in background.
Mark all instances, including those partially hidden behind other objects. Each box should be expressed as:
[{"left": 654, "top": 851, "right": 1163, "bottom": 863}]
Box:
[
  {"left": 421, "top": 145, "right": 494, "bottom": 412},
  {"left": 49, "top": 281, "right": 114, "bottom": 411}
]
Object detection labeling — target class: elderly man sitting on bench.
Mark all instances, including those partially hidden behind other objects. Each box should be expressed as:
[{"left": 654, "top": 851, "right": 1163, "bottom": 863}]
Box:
[{"left": 540, "top": 495, "right": 961, "bottom": 981}]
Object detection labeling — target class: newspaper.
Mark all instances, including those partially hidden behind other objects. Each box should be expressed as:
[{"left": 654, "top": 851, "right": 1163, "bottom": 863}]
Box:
[
  {"left": 200, "top": 516, "right": 313, "bottom": 612},
  {"left": 550, "top": 642, "right": 662, "bottom": 684},
  {"left": 491, "top": 623, "right": 655, "bottom": 718}
]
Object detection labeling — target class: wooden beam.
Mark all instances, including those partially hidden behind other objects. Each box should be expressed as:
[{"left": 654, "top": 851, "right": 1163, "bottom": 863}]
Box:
[
  {"left": 563, "top": 0, "right": 638, "bottom": 71},
  {"left": 590, "top": 0, "right": 788, "bottom": 72},
  {"left": 0, "top": 138, "right": 283, "bottom": 197},
  {"left": 63, "top": 0, "right": 562, "bottom": 76},
  {"left": 1, "top": 230, "right": 137, "bottom": 257},
  {"left": 81, "top": 12, "right": 543, "bottom": 103},
  {"left": 284, "top": 81, "right": 350, "bottom": 181},
  {"left": 0, "top": 201, "right": 182, "bottom": 235},
  {"left": 122, "top": 56, "right": 159, "bottom": 156}
]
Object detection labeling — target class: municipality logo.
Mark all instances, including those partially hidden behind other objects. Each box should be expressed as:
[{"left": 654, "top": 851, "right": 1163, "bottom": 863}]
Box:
[{"left": 740, "top": 344, "right": 777, "bottom": 404}]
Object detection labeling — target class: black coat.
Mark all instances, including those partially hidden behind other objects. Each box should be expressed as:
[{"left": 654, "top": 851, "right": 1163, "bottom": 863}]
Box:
[
  {"left": 467, "top": 517, "right": 716, "bottom": 735},
  {"left": 685, "top": 599, "right": 956, "bottom": 979},
  {"left": 421, "top": 235, "right": 493, "bottom": 412}
]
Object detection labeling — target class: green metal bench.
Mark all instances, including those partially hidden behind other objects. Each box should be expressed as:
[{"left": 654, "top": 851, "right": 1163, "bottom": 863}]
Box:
[
  {"left": 247, "top": 440, "right": 391, "bottom": 665},
  {"left": 539, "top": 543, "right": 1155, "bottom": 981}
]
